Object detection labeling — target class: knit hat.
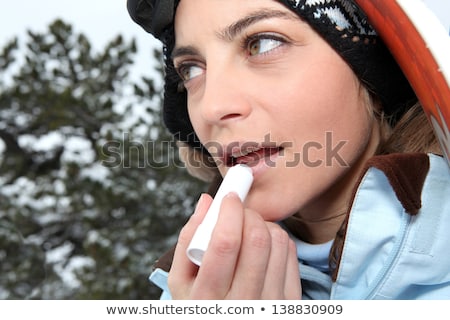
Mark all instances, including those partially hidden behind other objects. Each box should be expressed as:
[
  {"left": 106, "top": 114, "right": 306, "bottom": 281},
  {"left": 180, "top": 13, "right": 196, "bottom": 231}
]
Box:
[{"left": 127, "top": 0, "right": 417, "bottom": 151}]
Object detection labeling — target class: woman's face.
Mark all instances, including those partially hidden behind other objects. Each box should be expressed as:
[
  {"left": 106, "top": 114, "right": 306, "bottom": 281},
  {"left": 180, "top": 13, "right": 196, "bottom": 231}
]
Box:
[{"left": 173, "top": 0, "right": 379, "bottom": 222}]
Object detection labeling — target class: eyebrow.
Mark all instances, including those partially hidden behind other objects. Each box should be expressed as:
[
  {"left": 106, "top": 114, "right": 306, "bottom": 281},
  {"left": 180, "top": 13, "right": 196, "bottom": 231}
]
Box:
[
  {"left": 217, "top": 9, "right": 298, "bottom": 41},
  {"left": 171, "top": 9, "right": 298, "bottom": 59}
]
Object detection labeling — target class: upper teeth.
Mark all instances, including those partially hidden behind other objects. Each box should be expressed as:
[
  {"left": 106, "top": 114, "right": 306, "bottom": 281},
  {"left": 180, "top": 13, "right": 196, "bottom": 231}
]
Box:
[{"left": 231, "top": 147, "right": 261, "bottom": 158}]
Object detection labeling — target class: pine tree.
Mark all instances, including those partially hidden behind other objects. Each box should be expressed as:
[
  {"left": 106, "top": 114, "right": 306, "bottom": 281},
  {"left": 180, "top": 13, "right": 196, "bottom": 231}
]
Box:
[{"left": 0, "top": 19, "right": 206, "bottom": 299}]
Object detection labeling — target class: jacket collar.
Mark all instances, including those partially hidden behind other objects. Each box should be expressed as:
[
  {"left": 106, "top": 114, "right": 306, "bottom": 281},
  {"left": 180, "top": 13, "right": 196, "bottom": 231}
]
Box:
[{"left": 329, "top": 152, "right": 431, "bottom": 281}]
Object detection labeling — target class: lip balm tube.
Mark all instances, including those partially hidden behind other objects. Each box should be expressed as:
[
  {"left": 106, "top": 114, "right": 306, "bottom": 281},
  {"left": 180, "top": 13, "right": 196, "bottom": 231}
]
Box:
[{"left": 186, "top": 164, "right": 254, "bottom": 266}]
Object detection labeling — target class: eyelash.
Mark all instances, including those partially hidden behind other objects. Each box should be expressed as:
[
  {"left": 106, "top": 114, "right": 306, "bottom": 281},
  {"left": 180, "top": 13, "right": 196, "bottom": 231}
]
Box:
[
  {"left": 174, "top": 32, "right": 288, "bottom": 89},
  {"left": 241, "top": 32, "right": 288, "bottom": 57},
  {"left": 175, "top": 62, "right": 202, "bottom": 82}
]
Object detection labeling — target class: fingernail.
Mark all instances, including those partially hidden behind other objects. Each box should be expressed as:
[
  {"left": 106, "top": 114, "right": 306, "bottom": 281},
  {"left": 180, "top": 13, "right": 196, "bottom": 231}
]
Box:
[{"left": 224, "top": 192, "right": 239, "bottom": 200}]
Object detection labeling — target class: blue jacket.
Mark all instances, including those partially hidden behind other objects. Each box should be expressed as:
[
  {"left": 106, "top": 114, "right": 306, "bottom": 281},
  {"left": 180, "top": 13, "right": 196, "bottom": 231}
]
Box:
[{"left": 149, "top": 153, "right": 450, "bottom": 299}]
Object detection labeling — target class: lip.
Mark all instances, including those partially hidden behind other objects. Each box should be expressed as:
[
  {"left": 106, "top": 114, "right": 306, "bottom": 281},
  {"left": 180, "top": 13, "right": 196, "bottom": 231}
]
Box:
[
  {"left": 219, "top": 143, "right": 283, "bottom": 175},
  {"left": 229, "top": 147, "right": 281, "bottom": 165}
]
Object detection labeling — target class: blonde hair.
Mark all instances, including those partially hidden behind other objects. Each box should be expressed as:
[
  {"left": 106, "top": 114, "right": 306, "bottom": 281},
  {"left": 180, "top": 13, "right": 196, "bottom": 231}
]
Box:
[{"left": 377, "top": 102, "right": 442, "bottom": 155}]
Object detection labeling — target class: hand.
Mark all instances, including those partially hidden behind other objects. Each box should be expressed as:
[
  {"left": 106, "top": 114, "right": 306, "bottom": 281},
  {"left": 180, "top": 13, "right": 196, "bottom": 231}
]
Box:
[{"left": 168, "top": 192, "right": 301, "bottom": 299}]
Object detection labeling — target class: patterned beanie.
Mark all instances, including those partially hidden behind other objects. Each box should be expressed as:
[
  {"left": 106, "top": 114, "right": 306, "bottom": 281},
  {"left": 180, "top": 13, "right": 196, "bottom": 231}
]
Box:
[{"left": 127, "top": 0, "right": 417, "bottom": 151}]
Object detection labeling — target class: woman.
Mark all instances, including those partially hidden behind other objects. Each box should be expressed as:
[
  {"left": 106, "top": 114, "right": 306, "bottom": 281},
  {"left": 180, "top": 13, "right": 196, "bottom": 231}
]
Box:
[{"left": 127, "top": 0, "right": 450, "bottom": 299}]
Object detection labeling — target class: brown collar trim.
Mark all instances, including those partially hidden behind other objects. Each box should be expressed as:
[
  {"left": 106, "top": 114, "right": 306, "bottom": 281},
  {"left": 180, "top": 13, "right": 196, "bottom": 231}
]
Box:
[
  {"left": 153, "top": 245, "right": 176, "bottom": 272},
  {"left": 364, "top": 152, "right": 430, "bottom": 215}
]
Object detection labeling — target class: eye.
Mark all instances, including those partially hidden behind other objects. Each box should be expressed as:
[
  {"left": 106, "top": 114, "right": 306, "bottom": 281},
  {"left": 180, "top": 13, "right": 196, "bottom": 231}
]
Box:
[
  {"left": 177, "top": 63, "right": 204, "bottom": 82},
  {"left": 246, "top": 34, "right": 285, "bottom": 56}
]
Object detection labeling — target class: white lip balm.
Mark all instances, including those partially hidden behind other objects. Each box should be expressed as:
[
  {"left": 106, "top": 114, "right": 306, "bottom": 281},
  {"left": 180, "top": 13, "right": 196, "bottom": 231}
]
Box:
[{"left": 186, "top": 164, "right": 254, "bottom": 266}]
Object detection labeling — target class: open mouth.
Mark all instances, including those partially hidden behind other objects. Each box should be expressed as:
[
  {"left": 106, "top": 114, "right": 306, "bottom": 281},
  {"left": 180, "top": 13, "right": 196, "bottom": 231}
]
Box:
[{"left": 226, "top": 146, "right": 282, "bottom": 167}]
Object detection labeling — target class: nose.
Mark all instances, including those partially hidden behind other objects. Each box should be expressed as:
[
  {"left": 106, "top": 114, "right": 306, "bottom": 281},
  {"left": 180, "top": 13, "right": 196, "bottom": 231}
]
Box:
[{"left": 198, "top": 63, "right": 252, "bottom": 125}]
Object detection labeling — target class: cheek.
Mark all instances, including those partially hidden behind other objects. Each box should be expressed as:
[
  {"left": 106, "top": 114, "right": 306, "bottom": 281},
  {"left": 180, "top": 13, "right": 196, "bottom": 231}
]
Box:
[{"left": 279, "top": 59, "right": 368, "bottom": 141}]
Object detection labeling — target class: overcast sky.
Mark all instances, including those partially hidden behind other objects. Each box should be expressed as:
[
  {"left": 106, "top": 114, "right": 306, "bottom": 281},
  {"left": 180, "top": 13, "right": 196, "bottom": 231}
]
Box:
[
  {"left": 0, "top": 0, "right": 449, "bottom": 81},
  {"left": 423, "top": 0, "right": 450, "bottom": 31},
  {"left": 0, "top": 0, "right": 162, "bottom": 82}
]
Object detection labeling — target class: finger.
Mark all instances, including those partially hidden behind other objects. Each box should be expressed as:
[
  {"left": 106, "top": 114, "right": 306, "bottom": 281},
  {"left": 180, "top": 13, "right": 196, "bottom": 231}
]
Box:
[
  {"left": 260, "top": 224, "right": 291, "bottom": 299},
  {"left": 168, "top": 193, "right": 213, "bottom": 298},
  {"left": 191, "top": 192, "right": 244, "bottom": 299},
  {"left": 284, "top": 238, "right": 302, "bottom": 299},
  {"left": 228, "top": 209, "right": 271, "bottom": 299}
]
